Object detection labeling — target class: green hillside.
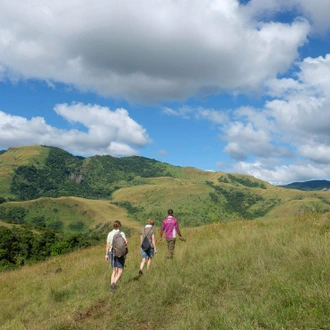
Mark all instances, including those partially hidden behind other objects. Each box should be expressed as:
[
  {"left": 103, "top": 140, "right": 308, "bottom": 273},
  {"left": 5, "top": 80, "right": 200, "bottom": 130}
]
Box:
[
  {"left": 1, "top": 211, "right": 330, "bottom": 329},
  {"left": 0, "top": 197, "right": 141, "bottom": 271},
  {"left": 0, "top": 145, "right": 49, "bottom": 199},
  {"left": 1, "top": 145, "right": 330, "bottom": 228}
]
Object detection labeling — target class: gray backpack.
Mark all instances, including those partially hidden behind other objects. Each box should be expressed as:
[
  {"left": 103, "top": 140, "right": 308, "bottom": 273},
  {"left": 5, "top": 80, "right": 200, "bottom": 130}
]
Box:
[{"left": 112, "top": 233, "right": 127, "bottom": 257}]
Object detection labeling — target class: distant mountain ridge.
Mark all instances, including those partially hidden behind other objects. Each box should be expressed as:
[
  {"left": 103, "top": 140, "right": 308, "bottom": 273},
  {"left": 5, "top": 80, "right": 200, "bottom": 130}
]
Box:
[
  {"left": 1, "top": 145, "right": 330, "bottom": 227},
  {"left": 280, "top": 180, "right": 330, "bottom": 191}
]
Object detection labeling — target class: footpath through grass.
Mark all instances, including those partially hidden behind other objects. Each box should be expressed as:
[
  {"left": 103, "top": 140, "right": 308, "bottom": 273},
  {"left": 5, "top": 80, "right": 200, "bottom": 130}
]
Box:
[{"left": 1, "top": 214, "right": 330, "bottom": 329}]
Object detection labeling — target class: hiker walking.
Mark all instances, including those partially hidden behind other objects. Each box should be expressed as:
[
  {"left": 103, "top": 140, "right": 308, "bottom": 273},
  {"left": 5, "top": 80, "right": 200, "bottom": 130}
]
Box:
[
  {"left": 105, "top": 220, "right": 128, "bottom": 292},
  {"left": 139, "top": 219, "right": 157, "bottom": 275},
  {"left": 159, "top": 209, "right": 185, "bottom": 259}
]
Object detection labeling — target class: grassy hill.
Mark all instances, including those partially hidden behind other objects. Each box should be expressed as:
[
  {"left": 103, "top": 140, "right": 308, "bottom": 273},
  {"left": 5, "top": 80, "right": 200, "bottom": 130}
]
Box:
[
  {"left": 0, "top": 145, "right": 49, "bottom": 199},
  {"left": 1, "top": 210, "right": 330, "bottom": 329},
  {"left": 2, "top": 145, "right": 330, "bottom": 228}
]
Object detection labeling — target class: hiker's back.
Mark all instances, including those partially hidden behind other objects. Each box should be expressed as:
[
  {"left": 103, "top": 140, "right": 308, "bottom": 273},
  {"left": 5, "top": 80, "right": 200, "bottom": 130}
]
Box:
[
  {"left": 161, "top": 216, "right": 178, "bottom": 238},
  {"left": 112, "top": 232, "right": 127, "bottom": 257}
]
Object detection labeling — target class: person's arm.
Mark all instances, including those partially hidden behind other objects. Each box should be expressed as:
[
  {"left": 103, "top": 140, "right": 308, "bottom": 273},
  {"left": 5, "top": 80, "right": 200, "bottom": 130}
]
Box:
[
  {"left": 105, "top": 241, "right": 110, "bottom": 262},
  {"left": 152, "top": 233, "right": 157, "bottom": 253},
  {"left": 176, "top": 221, "right": 185, "bottom": 241},
  {"left": 177, "top": 229, "right": 185, "bottom": 241}
]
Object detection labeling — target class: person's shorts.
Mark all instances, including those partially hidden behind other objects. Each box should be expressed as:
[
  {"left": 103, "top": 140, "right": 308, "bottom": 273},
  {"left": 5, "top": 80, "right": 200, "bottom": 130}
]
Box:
[
  {"left": 141, "top": 247, "right": 154, "bottom": 259},
  {"left": 109, "top": 252, "right": 125, "bottom": 269}
]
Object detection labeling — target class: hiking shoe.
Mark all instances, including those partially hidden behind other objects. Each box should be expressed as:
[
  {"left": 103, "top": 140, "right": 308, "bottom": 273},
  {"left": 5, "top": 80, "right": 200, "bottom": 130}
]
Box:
[
  {"left": 110, "top": 283, "right": 116, "bottom": 292},
  {"left": 139, "top": 270, "right": 143, "bottom": 276}
]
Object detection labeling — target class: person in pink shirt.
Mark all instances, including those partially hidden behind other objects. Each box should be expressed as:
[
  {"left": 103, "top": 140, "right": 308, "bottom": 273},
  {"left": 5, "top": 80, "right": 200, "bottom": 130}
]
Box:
[{"left": 159, "top": 209, "right": 185, "bottom": 259}]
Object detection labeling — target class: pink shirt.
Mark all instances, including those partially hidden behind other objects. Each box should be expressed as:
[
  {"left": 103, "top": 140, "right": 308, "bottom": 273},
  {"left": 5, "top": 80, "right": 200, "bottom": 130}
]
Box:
[{"left": 161, "top": 216, "right": 179, "bottom": 239}]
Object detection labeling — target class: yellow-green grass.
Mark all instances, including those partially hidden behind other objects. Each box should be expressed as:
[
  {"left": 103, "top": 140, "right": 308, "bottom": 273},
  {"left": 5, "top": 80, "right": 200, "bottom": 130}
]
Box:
[
  {"left": 1, "top": 213, "right": 330, "bottom": 329},
  {"left": 112, "top": 177, "right": 212, "bottom": 204},
  {"left": 111, "top": 177, "right": 215, "bottom": 224},
  {"left": 111, "top": 176, "right": 330, "bottom": 224},
  {"left": 0, "top": 145, "right": 49, "bottom": 198},
  {"left": 1, "top": 197, "right": 142, "bottom": 232}
]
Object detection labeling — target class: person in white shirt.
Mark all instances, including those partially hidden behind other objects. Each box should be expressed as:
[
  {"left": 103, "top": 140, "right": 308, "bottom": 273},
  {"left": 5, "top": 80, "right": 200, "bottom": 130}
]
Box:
[{"left": 105, "top": 220, "right": 127, "bottom": 292}]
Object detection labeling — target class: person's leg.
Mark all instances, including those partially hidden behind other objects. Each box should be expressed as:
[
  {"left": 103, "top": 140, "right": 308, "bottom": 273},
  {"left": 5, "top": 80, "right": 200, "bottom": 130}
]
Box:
[
  {"left": 140, "top": 249, "right": 148, "bottom": 274},
  {"left": 111, "top": 257, "right": 125, "bottom": 291},
  {"left": 111, "top": 269, "right": 116, "bottom": 284},
  {"left": 166, "top": 238, "right": 176, "bottom": 258},
  {"left": 113, "top": 268, "right": 123, "bottom": 284},
  {"left": 146, "top": 248, "right": 154, "bottom": 270},
  {"left": 110, "top": 268, "right": 117, "bottom": 292},
  {"left": 147, "top": 257, "right": 152, "bottom": 270},
  {"left": 140, "top": 258, "right": 146, "bottom": 272}
]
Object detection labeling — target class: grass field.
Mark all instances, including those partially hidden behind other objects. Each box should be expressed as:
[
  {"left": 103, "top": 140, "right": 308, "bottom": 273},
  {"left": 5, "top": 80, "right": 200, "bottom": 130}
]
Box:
[{"left": 1, "top": 210, "right": 330, "bottom": 329}]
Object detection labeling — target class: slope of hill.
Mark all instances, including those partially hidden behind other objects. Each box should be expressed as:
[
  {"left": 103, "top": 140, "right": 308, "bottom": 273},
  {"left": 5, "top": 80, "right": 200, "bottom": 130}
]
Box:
[
  {"left": 280, "top": 179, "right": 330, "bottom": 191},
  {"left": 1, "top": 145, "right": 330, "bottom": 228},
  {"left": 0, "top": 197, "right": 142, "bottom": 271},
  {"left": 0, "top": 145, "right": 49, "bottom": 199},
  {"left": 1, "top": 213, "right": 330, "bottom": 329}
]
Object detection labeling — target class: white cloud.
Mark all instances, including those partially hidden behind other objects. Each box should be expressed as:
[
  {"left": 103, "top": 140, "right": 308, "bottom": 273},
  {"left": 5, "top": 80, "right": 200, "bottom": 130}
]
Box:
[
  {"left": 220, "top": 53, "right": 330, "bottom": 184},
  {"left": 54, "top": 103, "right": 149, "bottom": 146},
  {"left": 0, "top": 104, "right": 150, "bottom": 156},
  {"left": 163, "top": 105, "right": 228, "bottom": 124},
  {"left": 0, "top": 0, "right": 310, "bottom": 102},
  {"left": 223, "top": 121, "right": 280, "bottom": 160},
  {"left": 295, "top": 0, "right": 330, "bottom": 33},
  {"left": 195, "top": 108, "right": 227, "bottom": 124},
  {"left": 158, "top": 149, "right": 168, "bottom": 156},
  {"left": 232, "top": 161, "right": 329, "bottom": 186},
  {"left": 298, "top": 144, "right": 330, "bottom": 164},
  {"left": 244, "top": 0, "right": 330, "bottom": 34}
]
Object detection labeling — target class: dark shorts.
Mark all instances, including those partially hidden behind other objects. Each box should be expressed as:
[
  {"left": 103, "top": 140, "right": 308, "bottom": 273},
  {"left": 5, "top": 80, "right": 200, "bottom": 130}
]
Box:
[{"left": 109, "top": 252, "right": 125, "bottom": 269}]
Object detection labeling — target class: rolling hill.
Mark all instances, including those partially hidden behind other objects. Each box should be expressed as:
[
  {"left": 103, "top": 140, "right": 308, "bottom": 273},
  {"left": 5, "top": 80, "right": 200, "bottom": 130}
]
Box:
[{"left": 1, "top": 144, "right": 330, "bottom": 228}]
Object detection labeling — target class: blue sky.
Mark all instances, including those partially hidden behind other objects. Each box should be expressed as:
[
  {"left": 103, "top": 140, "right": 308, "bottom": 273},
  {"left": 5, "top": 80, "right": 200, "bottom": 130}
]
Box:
[{"left": 1, "top": 0, "right": 330, "bottom": 185}]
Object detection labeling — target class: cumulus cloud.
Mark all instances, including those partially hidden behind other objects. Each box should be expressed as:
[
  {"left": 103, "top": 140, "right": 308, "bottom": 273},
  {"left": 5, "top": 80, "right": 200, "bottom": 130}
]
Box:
[
  {"left": 0, "top": 103, "right": 150, "bottom": 156},
  {"left": 223, "top": 122, "right": 279, "bottom": 160},
  {"left": 231, "top": 161, "right": 329, "bottom": 186},
  {"left": 244, "top": 0, "right": 330, "bottom": 34},
  {"left": 219, "top": 53, "right": 330, "bottom": 184},
  {"left": 163, "top": 105, "right": 228, "bottom": 124},
  {"left": 0, "top": 0, "right": 310, "bottom": 102}
]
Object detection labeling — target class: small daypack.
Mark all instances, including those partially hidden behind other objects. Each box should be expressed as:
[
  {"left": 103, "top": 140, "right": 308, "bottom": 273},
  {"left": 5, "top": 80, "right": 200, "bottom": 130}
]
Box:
[
  {"left": 112, "top": 232, "right": 128, "bottom": 258},
  {"left": 141, "top": 228, "right": 152, "bottom": 251}
]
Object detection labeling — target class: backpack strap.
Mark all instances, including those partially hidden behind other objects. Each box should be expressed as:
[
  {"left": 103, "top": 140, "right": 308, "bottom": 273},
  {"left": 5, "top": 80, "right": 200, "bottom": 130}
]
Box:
[{"left": 143, "top": 227, "right": 153, "bottom": 242}]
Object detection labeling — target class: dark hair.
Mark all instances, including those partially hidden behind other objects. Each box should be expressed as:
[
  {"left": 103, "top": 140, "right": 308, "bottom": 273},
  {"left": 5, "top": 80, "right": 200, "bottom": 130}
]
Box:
[
  {"left": 113, "top": 220, "right": 121, "bottom": 229},
  {"left": 167, "top": 209, "right": 173, "bottom": 215}
]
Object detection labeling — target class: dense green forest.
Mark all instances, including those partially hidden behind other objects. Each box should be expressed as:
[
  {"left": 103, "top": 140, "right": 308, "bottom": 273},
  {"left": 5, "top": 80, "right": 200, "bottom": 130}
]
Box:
[
  {"left": 9, "top": 146, "right": 175, "bottom": 201},
  {"left": 0, "top": 225, "right": 104, "bottom": 271}
]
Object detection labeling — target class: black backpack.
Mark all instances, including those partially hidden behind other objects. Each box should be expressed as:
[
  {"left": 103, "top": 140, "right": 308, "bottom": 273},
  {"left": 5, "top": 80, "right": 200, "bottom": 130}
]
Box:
[{"left": 141, "top": 227, "right": 152, "bottom": 251}]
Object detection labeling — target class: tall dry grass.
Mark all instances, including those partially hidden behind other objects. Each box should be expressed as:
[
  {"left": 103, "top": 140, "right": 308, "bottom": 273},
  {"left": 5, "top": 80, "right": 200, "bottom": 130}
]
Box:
[{"left": 1, "top": 213, "right": 330, "bottom": 329}]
